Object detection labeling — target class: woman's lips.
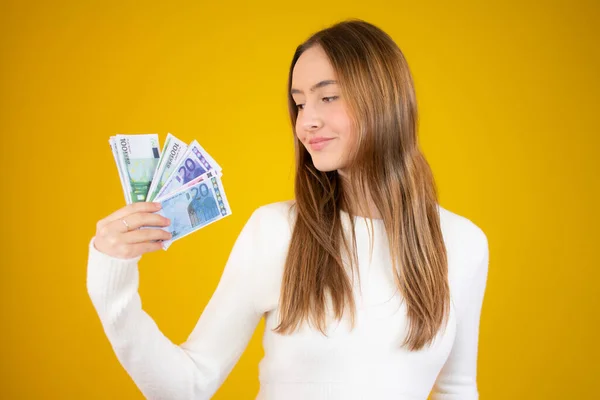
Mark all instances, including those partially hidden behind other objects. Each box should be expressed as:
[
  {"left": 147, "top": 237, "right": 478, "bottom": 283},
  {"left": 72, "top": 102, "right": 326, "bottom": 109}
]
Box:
[{"left": 308, "top": 137, "right": 335, "bottom": 151}]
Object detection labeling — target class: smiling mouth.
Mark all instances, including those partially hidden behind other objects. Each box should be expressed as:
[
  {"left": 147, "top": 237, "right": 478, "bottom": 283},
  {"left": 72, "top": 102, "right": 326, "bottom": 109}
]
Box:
[
  {"left": 308, "top": 137, "right": 335, "bottom": 151},
  {"left": 309, "top": 137, "right": 333, "bottom": 144}
]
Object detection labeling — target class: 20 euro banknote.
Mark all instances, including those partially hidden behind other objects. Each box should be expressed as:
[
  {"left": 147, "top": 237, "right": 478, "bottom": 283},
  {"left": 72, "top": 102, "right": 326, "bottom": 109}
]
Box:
[
  {"left": 155, "top": 170, "right": 231, "bottom": 249},
  {"left": 154, "top": 140, "right": 221, "bottom": 200}
]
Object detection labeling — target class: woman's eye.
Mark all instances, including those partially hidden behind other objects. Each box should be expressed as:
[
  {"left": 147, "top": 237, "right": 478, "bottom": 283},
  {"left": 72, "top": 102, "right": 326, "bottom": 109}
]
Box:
[{"left": 296, "top": 96, "right": 338, "bottom": 110}]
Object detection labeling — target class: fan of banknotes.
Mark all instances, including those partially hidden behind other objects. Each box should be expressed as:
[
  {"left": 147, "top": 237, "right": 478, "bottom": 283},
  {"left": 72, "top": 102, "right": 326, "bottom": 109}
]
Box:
[{"left": 109, "top": 133, "right": 232, "bottom": 250}]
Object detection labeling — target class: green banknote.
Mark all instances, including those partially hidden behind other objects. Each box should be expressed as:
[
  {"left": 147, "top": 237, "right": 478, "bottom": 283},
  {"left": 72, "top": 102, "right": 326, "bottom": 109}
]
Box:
[{"left": 115, "top": 134, "right": 161, "bottom": 203}]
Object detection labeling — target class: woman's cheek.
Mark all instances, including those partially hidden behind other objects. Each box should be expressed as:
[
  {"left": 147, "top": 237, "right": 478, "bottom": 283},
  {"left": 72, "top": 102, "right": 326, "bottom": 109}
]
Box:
[{"left": 295, "top": 127, "right": 304, "bottom": 143}]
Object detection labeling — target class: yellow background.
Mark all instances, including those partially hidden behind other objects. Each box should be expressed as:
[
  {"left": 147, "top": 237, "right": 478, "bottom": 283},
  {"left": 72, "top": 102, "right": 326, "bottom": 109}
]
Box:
[{"left": 1, "top": 1, "right": 598, "bottom": 399}]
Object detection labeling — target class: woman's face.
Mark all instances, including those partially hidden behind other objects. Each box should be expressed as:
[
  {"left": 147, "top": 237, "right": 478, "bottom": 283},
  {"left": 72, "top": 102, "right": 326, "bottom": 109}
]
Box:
[{"left": 291, "top": 45, "right": 355, "bottom": 173}]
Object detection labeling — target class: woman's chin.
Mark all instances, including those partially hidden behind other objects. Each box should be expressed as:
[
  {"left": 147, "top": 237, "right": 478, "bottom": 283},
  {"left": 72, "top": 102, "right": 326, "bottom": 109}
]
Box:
[{"left": 311, "top": 158, "right": 343, "bottom": 173}]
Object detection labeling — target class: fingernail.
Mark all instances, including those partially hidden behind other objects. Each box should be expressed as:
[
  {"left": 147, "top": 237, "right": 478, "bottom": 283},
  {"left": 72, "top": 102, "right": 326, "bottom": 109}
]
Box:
[{"left": 154, "top": 202, "right": 162, "bottom": 209}]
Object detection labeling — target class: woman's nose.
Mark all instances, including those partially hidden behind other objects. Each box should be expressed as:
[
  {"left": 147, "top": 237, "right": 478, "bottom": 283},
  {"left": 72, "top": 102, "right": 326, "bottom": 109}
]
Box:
[
  {"left": 302, "top": 119, "right": 323, "bottom": 131},
  {"left": 299, "top": 104, "right": 324, "bottom": 131}
]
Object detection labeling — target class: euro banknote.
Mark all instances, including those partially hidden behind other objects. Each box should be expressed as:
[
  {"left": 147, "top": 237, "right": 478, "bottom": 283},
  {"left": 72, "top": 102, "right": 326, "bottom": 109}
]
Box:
[
  {"left": 109, "top": 137, "right": 132, "bottom": 204},
  {"left": 109, "top": 133, "right": 232, "bottom": 249},
  {"left": 155, "top": 170, "right": 231, "bottom": 249},
  {"left": 154, "top": 140, "right": 221, "bottom": 200},
  {"left": 113, "top": 134, "right": 161, "bottom": 203},
  {"left": 146, "top": 133, "right": 188, "bottom": 202}
]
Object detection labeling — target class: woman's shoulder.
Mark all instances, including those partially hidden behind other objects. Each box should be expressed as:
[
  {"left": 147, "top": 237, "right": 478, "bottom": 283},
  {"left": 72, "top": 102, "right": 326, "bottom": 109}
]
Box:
[
  {"left": 437, "top": 205, "right": 488, "bottom": 256},
  {"left": 243, "top": 201, "right": 297, "bottom": 311},
  {"left": 251, "top": 199, "right": 297, "bottom": 229},
  {"left": 437, "top": 204, "right": 489, "bottom": 294},
  {"left": 241, "top": 200, "right": 297, "bottom": 246}
]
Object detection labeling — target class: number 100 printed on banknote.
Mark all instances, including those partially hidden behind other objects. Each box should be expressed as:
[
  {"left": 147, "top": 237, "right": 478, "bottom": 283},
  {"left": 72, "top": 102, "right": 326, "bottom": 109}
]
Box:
[{"left": 109, "top": 134, "right": 161, "bottom": 203}]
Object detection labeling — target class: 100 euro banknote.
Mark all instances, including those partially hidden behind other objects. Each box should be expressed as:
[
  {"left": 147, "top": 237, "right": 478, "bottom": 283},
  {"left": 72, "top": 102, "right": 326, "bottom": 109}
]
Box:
[
  {"left": 146, "top": 133, "right": 188, "bottom": 202},
  {"left": 109, "top": 137, "right": 132, "bottom": 203},
  {"left": 154, "top": 140, "right": 221, "bottom": 200},
  {"left": 155, "top": 170, "right": 231, "bottom": 249},
  {"left": 112, "top": 134, "right": 161, "bottom": 203}
]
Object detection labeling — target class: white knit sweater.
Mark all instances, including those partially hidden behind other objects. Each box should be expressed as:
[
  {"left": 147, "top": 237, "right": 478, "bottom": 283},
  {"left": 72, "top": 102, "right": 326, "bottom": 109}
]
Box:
[{"left": 86, "top": 200, "right": 489, "bottom": 400}]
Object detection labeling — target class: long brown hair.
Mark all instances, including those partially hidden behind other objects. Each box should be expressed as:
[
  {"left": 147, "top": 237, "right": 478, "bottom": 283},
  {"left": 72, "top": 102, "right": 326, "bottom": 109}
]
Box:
[{"left": 274, "top": 18, "right": 450, "bottom": 351}]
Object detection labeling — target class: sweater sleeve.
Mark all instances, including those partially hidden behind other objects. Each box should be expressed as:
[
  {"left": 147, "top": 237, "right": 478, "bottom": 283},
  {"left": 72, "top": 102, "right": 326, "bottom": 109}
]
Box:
[
  {"left": 430, "top": 235, "right": 489, "bottom": 400},
  {"left": 86, "top": 208, "right": 267, "bottom": 400}
]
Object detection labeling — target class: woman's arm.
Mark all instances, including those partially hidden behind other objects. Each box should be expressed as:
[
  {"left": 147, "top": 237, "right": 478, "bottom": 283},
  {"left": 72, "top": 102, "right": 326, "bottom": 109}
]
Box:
[
  {"left": 86, "top": 208, "right": 268, "bottom": 400},
  {"left": 430, "top": 234, "right": 490, "bottom": 400}
]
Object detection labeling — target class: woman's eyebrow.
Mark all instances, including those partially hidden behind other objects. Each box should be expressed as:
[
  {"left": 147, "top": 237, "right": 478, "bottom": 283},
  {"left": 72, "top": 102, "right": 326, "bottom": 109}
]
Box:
[{"left": 290, "top": 80, "right": 338, "bottom": 95}]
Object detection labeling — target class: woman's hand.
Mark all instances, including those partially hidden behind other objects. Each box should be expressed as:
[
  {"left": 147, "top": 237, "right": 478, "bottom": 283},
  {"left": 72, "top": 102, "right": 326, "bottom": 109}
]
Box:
[{"left": 94, "top": 202, "right": 172, "bottom": 259}]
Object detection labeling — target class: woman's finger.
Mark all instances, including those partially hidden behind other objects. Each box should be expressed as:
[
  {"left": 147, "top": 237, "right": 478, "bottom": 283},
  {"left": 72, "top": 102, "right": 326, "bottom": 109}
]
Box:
[
  {"left": 120, "top": 212, "right": 170, "bottom": 231},
  {"left": 122, "top": 228, "right": 172, "bottom": 244},
  {"left": 99, "top": 212, "right": 169, "bottom": 236},
  {"left": 98, "top": 202, "right": 162, "bottom": 231}
]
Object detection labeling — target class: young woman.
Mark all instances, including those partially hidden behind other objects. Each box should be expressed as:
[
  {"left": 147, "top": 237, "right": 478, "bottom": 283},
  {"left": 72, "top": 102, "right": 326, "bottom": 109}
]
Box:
[{"left": 88, "top": 19, "right": 489, "bottom": 400}]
